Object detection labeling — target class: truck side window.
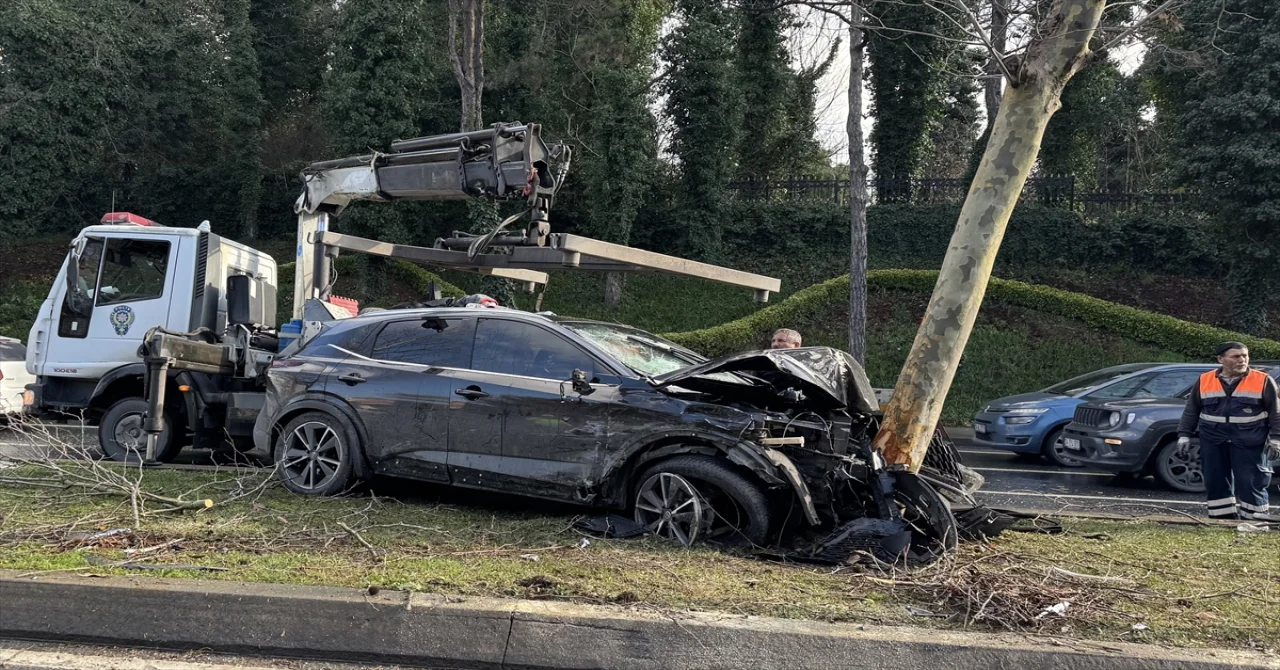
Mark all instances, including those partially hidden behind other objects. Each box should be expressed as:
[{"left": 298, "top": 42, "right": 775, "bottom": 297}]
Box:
[
  {"left": 57, "top": 238, "right": 105, "bottom": 339},
  {"left": 97, "top": 239, "right": 171, "bottom": 306}
]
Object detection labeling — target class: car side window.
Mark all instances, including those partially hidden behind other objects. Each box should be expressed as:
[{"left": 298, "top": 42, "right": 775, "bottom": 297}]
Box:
[
  {"left": 1086, "top": 373, "right": 1152, "bottom": 400},
  {"left": 472, "top": 319, "right": 597, "bottom": 380},
  {"left": 371, "top": 318, "right": 473, "bottom": 367},
  {"left": 1134, "top": 370, "right": 1201, "bottom": 398}
]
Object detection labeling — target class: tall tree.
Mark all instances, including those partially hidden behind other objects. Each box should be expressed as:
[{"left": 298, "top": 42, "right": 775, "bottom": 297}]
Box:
[
  {"left": 735, "top": 1, "right": 793, "bottom": 180},
  {"left": 0, "top": 0, "right": 265, "bottom": 238},
  {"left": 866, "top": 3, "right": 963, "bottom": 200},
  {"left": 875, "top": 0, "right": 1173, "bottom": 470},
  {"left": 664, "top": 0, "right": 744, "bottom": 260},
  {"left": 484, "top": 0, "right": 664, "bottom": 308},
  {"left": 219, "top": 0, "right": 265, "bottom": 238},
  {"left": 1148, "top": 0, "right": 1280, "bottom": 335},
  {"left": 323, "top": 0, "right": 454, "bottom": 243}
]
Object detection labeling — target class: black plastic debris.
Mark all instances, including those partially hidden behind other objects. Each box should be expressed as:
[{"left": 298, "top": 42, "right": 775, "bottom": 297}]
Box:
[
  {"left": 572, "top": 514, "right": 649, "bottom": 539},
  {"left": 807, "top": 518, "right": 913, "bottom": 565}
]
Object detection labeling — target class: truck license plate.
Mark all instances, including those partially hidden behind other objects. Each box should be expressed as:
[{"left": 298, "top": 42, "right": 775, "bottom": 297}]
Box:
[{"left": 1063, "top": 438, "right": 1081, "bottom": 451}]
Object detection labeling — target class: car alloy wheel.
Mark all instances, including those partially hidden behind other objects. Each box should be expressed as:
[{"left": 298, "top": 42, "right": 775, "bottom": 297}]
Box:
[
  {"left": 1043, "top": 428, "right": 1083, "bottom": 468},
  {"left": 633, "top": 472, "right": 709, "bottom": 547},
  {"left": 279, "top": 421, "right": 345, "bottom": 491},
  {"left": 1155, "top": 440, "right": 1205, "bottom": 493}
]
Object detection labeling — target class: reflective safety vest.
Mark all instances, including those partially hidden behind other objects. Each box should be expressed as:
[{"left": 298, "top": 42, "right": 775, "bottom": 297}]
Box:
[{"left": 1197, "top": 369, "right": 1271, "bottom": 446}]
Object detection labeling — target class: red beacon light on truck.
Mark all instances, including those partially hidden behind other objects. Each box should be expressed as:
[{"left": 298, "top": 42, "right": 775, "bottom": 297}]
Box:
[{"left": 100, "top": 212, "right": 161, "bottom": 227}]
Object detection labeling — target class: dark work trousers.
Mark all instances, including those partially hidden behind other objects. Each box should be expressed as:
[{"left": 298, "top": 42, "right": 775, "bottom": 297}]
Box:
[{"left": 1200, "top": 437, "right": 1274, "bottom": 520}]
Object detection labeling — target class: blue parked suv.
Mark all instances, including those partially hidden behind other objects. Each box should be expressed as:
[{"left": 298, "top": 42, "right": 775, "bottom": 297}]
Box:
[{"left": 972, "top": 363, "right": 1212, "bottom": 466}]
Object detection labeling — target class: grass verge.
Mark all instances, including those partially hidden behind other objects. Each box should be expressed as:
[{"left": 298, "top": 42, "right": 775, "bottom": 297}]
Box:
[{"left": 0, "top": 464, "right": 1275, "bottom": 651}]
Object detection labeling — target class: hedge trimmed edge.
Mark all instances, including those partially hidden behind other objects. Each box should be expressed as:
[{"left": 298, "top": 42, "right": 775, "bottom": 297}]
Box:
[{"left": 665, "top": 270, "right": 1280, "bottom": 360}]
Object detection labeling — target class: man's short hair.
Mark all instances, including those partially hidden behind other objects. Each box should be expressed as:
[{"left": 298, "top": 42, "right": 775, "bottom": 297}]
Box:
[
  {"left": 1217, "top": 341, "right": 1248, "bottom": 356},
  {"left": 773, "top": 328, "right": 801, "bottom": 345}
]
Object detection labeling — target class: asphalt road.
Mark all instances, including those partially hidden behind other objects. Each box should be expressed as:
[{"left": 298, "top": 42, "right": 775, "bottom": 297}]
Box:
[{"left": 0, "top": 421, "right": 1209, "bottom": 518}]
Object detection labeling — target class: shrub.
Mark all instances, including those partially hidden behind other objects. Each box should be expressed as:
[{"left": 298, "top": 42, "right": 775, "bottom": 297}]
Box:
[{"left": 667, "top": 270, "right": 1280, "bottom": 359}]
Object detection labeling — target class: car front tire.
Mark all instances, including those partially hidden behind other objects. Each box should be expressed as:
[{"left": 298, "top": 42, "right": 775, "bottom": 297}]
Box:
[
  {"left": 1153, "top": 438, "right": 1205, "bottom": 493},
  {"left": 1041, "top": 427, "right": 1083, "bottom": 468},
  {"left": 633, "top": 455, "right": 773, "bottom": 547}
]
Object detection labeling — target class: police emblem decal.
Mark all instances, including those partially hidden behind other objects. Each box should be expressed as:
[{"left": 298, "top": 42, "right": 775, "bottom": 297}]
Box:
[{"left": 109, "top": 305, "right": 136, "bottom": 336}]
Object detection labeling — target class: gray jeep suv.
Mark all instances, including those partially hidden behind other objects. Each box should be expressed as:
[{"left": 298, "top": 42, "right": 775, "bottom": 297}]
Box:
[{"left": 1063, "top": 366, "right": 1280, "bottom": 492}]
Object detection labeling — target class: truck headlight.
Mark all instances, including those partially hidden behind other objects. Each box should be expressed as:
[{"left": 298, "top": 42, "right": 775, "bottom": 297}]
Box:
[{"left": 1108, "top": 411, "right": 1121, "bottom": 428}]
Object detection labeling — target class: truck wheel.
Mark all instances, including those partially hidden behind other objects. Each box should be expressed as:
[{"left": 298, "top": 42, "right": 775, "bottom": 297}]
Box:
[
  {"left": 98, "top": 398, "right": 181, "bottom": 463},
  {"left": 632, "top": 455, "right": 773, "bottom": 547},
  {"left": 274, "top": 412, "right": 355, "bottom": 496},
  {"left": 1154, "top": 439, "right": 1206, "bottom": 493}
]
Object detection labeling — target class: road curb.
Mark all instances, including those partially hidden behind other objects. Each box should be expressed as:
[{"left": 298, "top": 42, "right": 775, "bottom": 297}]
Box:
[{"left": 1, "top": 571, "right": 1275, "bottom": 669}]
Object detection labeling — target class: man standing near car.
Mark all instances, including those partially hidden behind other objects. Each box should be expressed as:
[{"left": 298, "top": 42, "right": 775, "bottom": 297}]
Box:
[
  {"left": 770, "top": 329, "right": 802, "bottom": 349},
  {"left": 1177, "top": 342, "right": 1280, "bottom": 521}
]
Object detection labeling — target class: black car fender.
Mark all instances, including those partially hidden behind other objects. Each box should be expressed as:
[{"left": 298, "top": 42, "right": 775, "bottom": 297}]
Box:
[
  {"left": 1141, "top": 420, "right": 1185, "bottom": 466},
  {"left": 266, "top": 392, "right": 372, "bottom": 481}
]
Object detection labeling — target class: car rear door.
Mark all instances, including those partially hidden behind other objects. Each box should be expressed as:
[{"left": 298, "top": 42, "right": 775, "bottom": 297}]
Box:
[{"left": 328, "top": 315, "right": 474, "bottom": 483}]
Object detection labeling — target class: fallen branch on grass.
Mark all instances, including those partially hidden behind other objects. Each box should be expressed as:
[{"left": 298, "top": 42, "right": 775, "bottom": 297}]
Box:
[
  {"left": 338, "top": 521, "right": 384, "bottom": 560},
  {"left": 1046, "top": 566, "right": 1135, "bottom": 586}
]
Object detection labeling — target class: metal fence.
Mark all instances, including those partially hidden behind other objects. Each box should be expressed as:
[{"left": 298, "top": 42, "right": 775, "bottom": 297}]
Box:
[{"left": 726, "top": 175, "right": 1197, "bottom": 213}]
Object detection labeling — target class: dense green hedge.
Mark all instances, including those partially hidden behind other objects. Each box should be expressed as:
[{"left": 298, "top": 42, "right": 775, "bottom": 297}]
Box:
[
  {"left": 666, "top": 270, "right": 1280, "bottom": 359},
  {"left": 715, "top": 201, "right": 1220, "bottom": 281}
]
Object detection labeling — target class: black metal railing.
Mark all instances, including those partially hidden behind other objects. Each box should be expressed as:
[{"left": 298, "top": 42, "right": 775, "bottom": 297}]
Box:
[{"left": 726, "top": 174, "right": 1196, "bottom": 212}]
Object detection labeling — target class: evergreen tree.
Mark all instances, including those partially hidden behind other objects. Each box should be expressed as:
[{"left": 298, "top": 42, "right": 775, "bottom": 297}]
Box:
[
  {"left": 664, "top": 0, "right": 743, "bottom": 260},
  {"left": 1148, "top": 0, "right": 1280, "bottom": 334}
]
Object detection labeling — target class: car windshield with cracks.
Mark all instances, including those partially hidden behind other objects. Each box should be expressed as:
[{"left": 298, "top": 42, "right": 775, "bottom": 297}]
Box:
[{"left": 253, "top": 308, "right": 985, "bottom": 565}]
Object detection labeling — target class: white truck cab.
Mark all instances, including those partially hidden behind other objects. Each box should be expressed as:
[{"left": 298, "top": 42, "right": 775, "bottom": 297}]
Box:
[{"left": 25, "top": 213, "right": 275, "bottom": 455}]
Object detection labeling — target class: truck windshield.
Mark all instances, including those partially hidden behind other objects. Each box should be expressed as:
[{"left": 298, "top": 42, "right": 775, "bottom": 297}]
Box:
[{"left": 561, "top": 322, "right": 703, "bottom": 378}]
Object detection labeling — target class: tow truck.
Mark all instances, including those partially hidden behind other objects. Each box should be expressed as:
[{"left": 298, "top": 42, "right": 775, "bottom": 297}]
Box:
[{"left": 23, "top": 122, "right": 781, "bottom": 461}]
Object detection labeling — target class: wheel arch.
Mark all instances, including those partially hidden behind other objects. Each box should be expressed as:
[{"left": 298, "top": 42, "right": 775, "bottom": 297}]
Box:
[{"left": 267, "top": 393, "right": 373, "bottom": 481}]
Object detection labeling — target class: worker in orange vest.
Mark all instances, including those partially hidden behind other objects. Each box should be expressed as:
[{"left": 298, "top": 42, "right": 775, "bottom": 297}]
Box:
[{"left": 1177, "top": 342, "right": 1279, "bottom": 521}]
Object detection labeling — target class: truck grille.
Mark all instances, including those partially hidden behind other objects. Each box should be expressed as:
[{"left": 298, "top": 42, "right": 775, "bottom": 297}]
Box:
[{"left": 1073, "top": 406, "right": 1111, "bottom": 427}]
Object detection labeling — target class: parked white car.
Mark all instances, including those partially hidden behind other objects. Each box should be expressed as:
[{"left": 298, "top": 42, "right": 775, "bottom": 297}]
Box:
[{"left": 1, "top": 337, "right": 34, "bottom": 418}]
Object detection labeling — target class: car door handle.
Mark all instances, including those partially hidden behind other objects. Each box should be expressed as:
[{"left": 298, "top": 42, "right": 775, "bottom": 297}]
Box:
[
  {"left": 455, "top": 386, "right": 489, "bottom": 400},
  {"left": 337, "top": 373, "right": 366, "bottom": 385}
]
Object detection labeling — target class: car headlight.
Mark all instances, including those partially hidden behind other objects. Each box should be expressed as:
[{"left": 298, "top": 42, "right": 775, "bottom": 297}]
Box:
[
  {"left": 1108, "top": 411, "right": 1122, "bottom": 427},
  {"left": 1006, "top": 416, "right": 1037, "bottom": 425},
  {"left": 1005, "top": 407, "right": 1049, "bottom": 415},
  {"left": 1126, "top": 412, "right": 1137, "bottom": 425}
]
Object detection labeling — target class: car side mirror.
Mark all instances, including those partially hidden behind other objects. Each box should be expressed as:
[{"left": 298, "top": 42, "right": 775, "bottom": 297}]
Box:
[{"left": 571, "top": 369, "right": 595, "bottom": 396}]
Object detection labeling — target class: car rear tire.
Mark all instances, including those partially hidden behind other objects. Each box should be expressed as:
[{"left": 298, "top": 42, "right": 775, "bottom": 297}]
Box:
[
  {"left": 274, "top": 412, "right": 356, "bottom": 496},
  {"left": 1041, "top": 427, "right": 1083, "bottom": 468},
  {"left": 1154, "top": 438, "right": 1205, "bottom": 493},
  {"left": 98, "top": 398, "right": 182, "bottom": 463},
  {"left": 633, "top": 455, "right": 773, "bottom": 547}
]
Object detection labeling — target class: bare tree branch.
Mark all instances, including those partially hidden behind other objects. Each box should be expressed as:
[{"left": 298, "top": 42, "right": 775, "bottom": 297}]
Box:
[{"left": 1097, "top": 0, "right": 1183, "bottom": 54}]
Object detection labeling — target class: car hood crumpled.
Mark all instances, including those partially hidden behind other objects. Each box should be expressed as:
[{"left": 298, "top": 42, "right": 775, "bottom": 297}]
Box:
[{"left": 654, "top": 346, "right": 880, "bottom": 413}]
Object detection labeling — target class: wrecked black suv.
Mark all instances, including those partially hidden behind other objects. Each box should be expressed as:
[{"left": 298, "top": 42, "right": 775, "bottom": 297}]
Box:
[{"left": 252, "top": 307, "right": 968, "bottom": 559}]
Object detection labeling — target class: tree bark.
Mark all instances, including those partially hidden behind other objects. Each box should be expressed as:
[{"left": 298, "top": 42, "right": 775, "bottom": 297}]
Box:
[
  {"left": 847, "top": 0, "right": 868, "bottom": 366},
  {"left": 448, "top": 0, "right": 484, "bottom": 132},
  {"left": 874, "top": 0, "right": 1106, "bottom": 471},
  {"left": 604, "top": 272, "right": 625, "bottom": 311},
  {"left": 983, "top": 0, "right": 1007, "bottom": 128}
]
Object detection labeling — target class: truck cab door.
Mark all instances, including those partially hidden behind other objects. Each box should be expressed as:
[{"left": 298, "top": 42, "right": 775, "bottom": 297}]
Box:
[{"left": 38, "top": 234, "right": 180, "bottom": 382}]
